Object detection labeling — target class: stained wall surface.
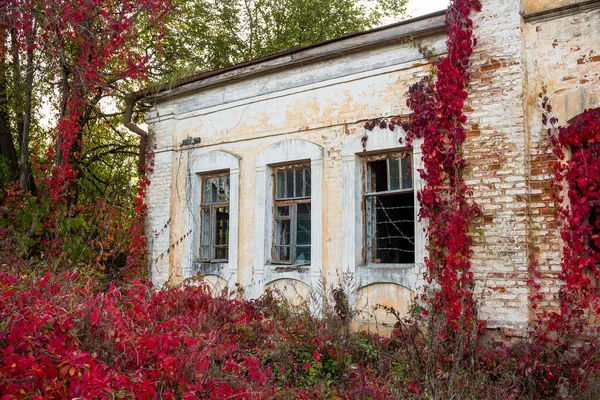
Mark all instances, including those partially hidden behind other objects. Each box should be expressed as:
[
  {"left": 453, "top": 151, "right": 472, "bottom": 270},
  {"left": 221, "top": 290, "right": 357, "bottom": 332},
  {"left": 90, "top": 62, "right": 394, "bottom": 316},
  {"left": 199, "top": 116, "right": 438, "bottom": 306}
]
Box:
[
  {"left": 143, "top": 0, "right": 600, "bottom": 333},
  {"left": 522, "top": 0, "right": 593, "bottom": 15},
  {"left": 522, "top": 2, "right": 600, "bottom": 317}
]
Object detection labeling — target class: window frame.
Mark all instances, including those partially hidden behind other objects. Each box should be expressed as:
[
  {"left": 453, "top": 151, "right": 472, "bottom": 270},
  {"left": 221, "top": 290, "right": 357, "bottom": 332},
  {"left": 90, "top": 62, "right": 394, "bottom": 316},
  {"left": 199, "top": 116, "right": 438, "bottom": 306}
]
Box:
[
  {"left": 253, "top": 139, "right": 323, "bottom": 300},
  {"left": 362, "top": 152, "right": 415, "bottom": 265},
  {"left": 184, "top": 150, "right": 240, "bottom": 286},
  {"left": 271, "top": 164, "right": 312, "bottom": 265},
  {"left": 341, "top": 125, "right": 425, "bottom": 292},
  {"left": 199, "top": 171, "right": 230, "bottom": 263}
]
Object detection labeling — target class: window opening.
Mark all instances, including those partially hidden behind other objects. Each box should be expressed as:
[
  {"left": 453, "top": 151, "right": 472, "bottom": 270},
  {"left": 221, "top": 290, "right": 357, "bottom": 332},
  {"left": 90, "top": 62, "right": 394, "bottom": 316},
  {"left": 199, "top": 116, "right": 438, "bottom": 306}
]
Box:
[
  {"left": 364, "top": 155, "right": 414, "bottom": 264},
  {"left": 273, "top": 165, "right": 311, "bottom": 265},
  {"left": 571, "top": 143, "right": 600, "bottom": 265},
  {"left": 587, "top": 200, "right": 600, "bottom": 263},
  {"left": 200, "top": 172, "right": 230, "bottom": 262}
]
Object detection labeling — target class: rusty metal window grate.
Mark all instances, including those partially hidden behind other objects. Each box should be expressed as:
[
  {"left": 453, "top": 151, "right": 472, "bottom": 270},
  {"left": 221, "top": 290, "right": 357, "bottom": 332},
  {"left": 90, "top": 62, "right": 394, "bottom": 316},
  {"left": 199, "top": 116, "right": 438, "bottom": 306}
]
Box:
[
  {"left": 273, "top": 165, "right": 311, "bottom": 265},
  {"left": 364, "top": 154, "right": 414, "bottom": 264},
  {"left": 200, "top": 172, "right": 230, "bottom": 262}
]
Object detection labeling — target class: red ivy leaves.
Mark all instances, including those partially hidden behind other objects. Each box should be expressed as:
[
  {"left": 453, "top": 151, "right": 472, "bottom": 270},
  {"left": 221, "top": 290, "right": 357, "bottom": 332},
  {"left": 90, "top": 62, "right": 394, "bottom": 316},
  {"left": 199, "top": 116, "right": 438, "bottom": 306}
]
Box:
[
  {"left": 0, "top": 0, "right": 171, "bottom": 201},
  {"left": 546, "top": 108, "right": 600, "bottom": 333},
  {"left": 0, "top": 273, "right": 403, "bottom": 399},
  {"left": 404, "top": 0, "right": 481, "bottom": 334}
]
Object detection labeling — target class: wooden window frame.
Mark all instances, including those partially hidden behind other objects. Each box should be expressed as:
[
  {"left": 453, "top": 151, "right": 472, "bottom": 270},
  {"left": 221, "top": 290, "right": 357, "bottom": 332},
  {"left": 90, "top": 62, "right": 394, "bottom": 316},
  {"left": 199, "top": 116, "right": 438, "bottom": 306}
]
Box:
[
  {"left": 199, "top": 171, "right": 230, "bottom": 263},
  {"left": 272, "top": 164, "right": 311, "bottom": 265}
]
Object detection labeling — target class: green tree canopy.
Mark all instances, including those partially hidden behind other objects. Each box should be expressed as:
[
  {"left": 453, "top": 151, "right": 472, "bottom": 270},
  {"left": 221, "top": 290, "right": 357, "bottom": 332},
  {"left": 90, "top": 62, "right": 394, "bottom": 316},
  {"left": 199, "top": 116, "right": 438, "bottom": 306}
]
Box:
[
  {"left": 1, "top": 0, "right": 409, "bottom": 203},
  {"left": 155, "top": 0, "right": 409, "bottom": 81}
]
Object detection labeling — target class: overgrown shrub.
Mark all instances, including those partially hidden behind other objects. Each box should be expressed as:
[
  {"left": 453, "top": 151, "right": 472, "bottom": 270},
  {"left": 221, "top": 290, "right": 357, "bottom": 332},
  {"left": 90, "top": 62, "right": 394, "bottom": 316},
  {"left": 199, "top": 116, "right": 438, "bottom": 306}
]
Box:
[
  {"left": 2, "top": 272, "right": 599, "bottom": 399},
  {"left": 0, "top": 183, "right": 142, "bottom": 287}
]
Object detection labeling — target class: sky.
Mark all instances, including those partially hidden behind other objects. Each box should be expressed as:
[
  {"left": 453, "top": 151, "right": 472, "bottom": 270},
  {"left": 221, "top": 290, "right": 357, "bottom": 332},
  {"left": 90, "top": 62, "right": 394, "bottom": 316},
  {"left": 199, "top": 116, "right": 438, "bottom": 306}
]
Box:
[
  {"left": 405, "top": 0, "right": 450, "bottom": 18},
  {"left": 371, "top": 0, "right": 450, "bottom": 26}
]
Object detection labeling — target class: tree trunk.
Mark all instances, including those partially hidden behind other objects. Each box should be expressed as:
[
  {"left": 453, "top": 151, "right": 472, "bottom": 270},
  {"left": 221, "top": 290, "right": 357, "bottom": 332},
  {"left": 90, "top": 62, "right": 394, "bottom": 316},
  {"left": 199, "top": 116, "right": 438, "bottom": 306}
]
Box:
[
  {"left": 0, "top": 65, "right": 18, "bottom": 180},
  {"left": 18, "top": 30, "right": 37, "bottom": 194},
  {"left": 10, "top": 29, "right": 24, "bottom": 155}
]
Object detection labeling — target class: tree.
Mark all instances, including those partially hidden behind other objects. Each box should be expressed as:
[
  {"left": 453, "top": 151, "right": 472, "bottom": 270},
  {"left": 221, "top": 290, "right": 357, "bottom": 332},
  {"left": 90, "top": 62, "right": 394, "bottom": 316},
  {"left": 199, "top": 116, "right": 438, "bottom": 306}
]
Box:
[
  {"left": 1, "top": 0, "right": 409, "bottom": 202},
  {"left": 0, "top": 0, "right": 171, "bottom": 201},
  {"left": 1, "top": 0, "right": 408, "bottom": 204},
  {"left": 154, "top": 0, "right": 409, "bottom": 81}
]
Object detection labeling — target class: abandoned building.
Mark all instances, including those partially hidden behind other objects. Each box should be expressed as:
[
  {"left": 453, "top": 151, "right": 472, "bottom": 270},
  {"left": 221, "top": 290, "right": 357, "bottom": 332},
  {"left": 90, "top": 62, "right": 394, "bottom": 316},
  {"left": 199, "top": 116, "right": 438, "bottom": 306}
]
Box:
[{"left": 133, "top": 0, "right": 600, "bottom": 334}]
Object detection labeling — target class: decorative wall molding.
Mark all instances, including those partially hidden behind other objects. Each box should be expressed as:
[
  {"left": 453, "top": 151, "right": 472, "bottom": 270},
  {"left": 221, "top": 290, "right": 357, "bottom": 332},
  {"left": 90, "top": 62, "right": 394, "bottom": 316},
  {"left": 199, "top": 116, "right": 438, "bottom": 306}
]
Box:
[
  {"left": 253, "top": 139, "right": 324, "bottom": 298},
  {"left": 184, "top": 150, "right": 241, "bottom": 288},
  {"left": 341, "top": 125, "right": 425, "bottom": 293},
  {"left": 523, "top": 0, "right": 600, "bottom": 23}
]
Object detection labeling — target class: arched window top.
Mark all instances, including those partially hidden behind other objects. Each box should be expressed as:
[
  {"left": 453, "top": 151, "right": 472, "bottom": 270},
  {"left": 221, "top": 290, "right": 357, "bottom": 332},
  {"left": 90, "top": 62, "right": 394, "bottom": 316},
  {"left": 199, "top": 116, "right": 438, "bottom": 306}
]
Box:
[
  {"left": 184, "top": 149, "right": 241, "bottom": 285},
  {"left": 341, "top": 124, "right": 414, "bottom": 157},
  {"left": 189, "top": 150, "right": 240, "bottom": 174},
  {"left": 566, "top": 107, "right": 600, "bottom": 125},
  {"left": 554, "top": 85, "right": 600, "bottom": 124},
  {"left": 257, "top": 139, "right": 322, "bottom": 167}
]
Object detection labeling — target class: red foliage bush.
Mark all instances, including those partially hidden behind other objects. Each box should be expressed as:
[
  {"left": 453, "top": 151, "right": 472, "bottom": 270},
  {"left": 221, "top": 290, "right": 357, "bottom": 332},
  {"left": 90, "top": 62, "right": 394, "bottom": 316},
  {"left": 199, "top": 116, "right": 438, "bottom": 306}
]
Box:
[{"left": 0, "top": 273, "right": 407, "bottom": 399}]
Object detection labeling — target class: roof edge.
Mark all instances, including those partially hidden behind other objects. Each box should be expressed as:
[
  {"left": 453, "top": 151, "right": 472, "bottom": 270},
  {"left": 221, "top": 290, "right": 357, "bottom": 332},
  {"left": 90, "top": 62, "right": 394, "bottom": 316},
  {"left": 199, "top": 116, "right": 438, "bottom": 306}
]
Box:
[
  {"left": 135, "top": 9, "right": 447, "bottom": 103},
  {"left": 522, "top": 0, "right": 600, "bottom": 23}
]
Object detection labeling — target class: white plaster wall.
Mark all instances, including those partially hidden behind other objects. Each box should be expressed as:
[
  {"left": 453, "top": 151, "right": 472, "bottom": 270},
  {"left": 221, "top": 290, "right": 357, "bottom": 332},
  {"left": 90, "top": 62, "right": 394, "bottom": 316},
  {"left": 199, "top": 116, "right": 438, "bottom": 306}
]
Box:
[
  {"left": 145, "top": 33, "right": 446, "bottom": 318},
  {"left": 265, "top": 279, "right": 311, "bottom": 308},
  {"left": 146, "top": 112, "right": 175, "bottom": 288}
]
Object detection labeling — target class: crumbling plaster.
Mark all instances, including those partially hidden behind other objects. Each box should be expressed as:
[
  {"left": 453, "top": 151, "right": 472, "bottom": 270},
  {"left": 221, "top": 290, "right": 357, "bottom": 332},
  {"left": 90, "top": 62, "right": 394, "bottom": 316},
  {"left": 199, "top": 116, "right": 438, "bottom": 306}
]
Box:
[
  {"left": 142, "top": 0, "right": 600, "bottom": 331},
  {"left": 145, "top": 30, "right": 447, "bottom": 321}
]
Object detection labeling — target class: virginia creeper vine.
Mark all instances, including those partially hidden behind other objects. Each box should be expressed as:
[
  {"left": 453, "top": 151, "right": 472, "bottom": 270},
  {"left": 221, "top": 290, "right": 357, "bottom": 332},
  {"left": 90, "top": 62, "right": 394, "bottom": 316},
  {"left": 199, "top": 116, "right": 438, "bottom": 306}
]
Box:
[
  {"left": 545, "top": 106, "right": 600, "bottom": 335},
  {"left": 403, "top": 0, "right": 482, "bottom": 335}
]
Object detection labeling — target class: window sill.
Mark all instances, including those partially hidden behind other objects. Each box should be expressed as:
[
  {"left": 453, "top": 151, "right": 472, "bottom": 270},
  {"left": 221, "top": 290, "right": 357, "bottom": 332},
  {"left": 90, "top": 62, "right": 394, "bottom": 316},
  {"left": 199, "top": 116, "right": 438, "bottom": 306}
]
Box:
[
  {"left": 267, "top": 263, "right": 310, "bottom": 273},
  {"left": 192, "top": 260, "right": 228, "bottom": 277},
  {"left": 263, "top": 263, "right": 312, "bottom": 286},
  {"left": 356, "top": 263, "right": 417, "bottom": 289}
]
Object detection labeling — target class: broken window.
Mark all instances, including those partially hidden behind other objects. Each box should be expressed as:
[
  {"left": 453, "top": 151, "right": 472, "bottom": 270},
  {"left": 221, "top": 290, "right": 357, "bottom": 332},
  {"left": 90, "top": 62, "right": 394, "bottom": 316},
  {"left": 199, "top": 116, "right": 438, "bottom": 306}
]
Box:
[
  {"left": 364, "top": 154, "right": 414, "bottom": 264},
  {"left": 199, "top": 172, "right": 230, "bottom": 262},
  {"left": 272, "top": 165, "right": 311, "bottom": 265}
]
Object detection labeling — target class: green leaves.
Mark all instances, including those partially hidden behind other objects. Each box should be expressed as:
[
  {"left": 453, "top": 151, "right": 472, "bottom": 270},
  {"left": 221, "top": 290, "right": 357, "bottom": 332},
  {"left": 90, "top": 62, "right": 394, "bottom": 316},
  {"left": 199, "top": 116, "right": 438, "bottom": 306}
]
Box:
[{"left": 156, "top": 0, "right": 409, "bottom": 81}]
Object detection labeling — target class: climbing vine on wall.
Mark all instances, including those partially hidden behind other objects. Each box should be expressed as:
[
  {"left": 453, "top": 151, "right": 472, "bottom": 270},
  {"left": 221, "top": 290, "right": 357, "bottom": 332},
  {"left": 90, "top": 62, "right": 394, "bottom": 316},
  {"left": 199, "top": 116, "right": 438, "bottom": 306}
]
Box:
[
  {"left": 402, "top": 0, "right": 482, "bottom": 337},
  {"left": 363, "top": 0, "right": 482, "bottom": 348},
  {"left": 545, "top": 106, "right": 600, "bottom": 334}
]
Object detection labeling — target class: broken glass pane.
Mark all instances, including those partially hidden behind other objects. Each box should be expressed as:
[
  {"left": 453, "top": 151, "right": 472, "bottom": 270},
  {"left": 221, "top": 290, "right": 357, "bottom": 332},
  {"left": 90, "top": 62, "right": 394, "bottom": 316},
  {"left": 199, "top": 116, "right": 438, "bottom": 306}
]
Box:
[
  {"left": 296, "top": 246, "right": 311, "bottom": 264},
  {"left": 401, "top": 157, "right": 413, "bottom": 189},
  {"left": 296, "top": 203, "right": 311, "bottom": 246},
  {"left": 217, "top": 176, "right": 230, "bottom": 202},
  {"left": 304, "top": 168, "right": 311, "bottom": 197},
  {"left": 276, "top": 205, "right": 290, "bottom": 217},
  {"left": 210, "top": 178, "right": 218, "bottom": 203},
  {"left": 367, "top": 160, "right": 388, "bottom": 192},
  {"left": 373, "top": 193, "right": 414, "bottom": 263},
  {"left": 388, "top": 158, "right": 400, "bottom": 191}
]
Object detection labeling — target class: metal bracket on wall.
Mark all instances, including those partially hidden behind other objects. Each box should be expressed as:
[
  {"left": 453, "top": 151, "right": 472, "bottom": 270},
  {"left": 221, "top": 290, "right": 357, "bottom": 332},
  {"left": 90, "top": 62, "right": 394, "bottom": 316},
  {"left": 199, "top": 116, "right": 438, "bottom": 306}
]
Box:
[{"left": 181, "top": 137, "right": 202, "bottom": 147}]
